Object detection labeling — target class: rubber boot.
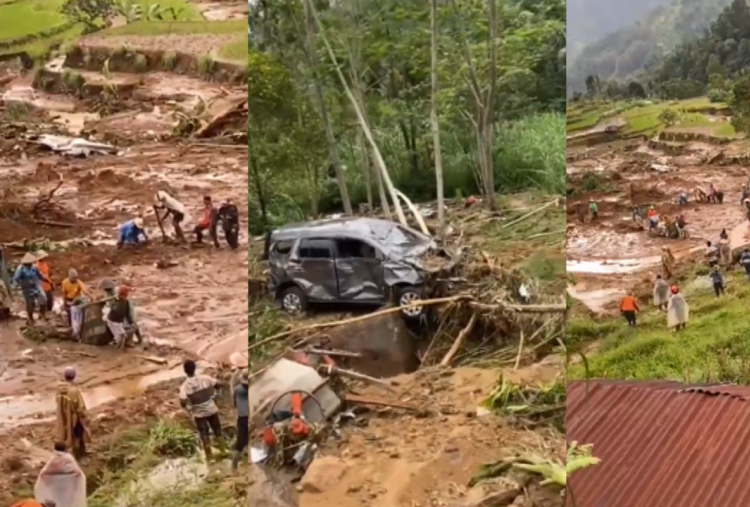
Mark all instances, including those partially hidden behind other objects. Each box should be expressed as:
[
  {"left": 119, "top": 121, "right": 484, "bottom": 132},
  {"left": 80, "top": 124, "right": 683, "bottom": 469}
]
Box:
[{"left": 231, "top": 450, "right": 240, "bottom": 471}]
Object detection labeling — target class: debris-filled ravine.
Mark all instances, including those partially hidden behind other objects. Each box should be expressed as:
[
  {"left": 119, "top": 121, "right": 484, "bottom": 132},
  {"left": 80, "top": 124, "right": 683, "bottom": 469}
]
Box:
[{"left": 249, "top": 196, "right": 567, "bottom": 507}]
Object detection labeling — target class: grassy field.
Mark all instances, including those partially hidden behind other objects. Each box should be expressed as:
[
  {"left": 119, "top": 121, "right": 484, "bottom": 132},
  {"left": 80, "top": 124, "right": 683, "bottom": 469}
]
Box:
[
  {"left": 567, "top": 97, "right": 735, "bottom": 138},
  {"left": 568, "top": 270, "right": 750, "bottom": 383},
  {"left": 102, "top": 19, "right": 246, "bottom": 36},
  {"left": 0, "top": 0, "right": 67, "bottom": 41},
  {"left": 217, "top": 37, "right": 246, "bottom": 61},
  {"left": 0, "top": 0, "right": 218, "bottom": 57}
]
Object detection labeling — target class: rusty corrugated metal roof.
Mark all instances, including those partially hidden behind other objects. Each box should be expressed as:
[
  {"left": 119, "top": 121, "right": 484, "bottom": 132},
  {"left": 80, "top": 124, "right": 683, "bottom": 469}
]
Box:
[{"left": 567, "top": 380, "right": 750, "bottom": 507}]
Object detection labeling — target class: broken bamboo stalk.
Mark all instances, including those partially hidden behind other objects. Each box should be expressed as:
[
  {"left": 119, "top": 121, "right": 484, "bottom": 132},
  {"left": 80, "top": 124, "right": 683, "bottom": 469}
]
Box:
[
  {"left": 248, "top": 296, "right": 566, "bottom": 353},
  {"left": 501, "top": 199, "right": 558, "bottom": 230},
  {"left": 248, "top": 295, "right": 468, "bottom": 352},
  {"left": 321, "top": 365, "right": 396, "bottom": 393},
  {"left": 344, "top": 393, "right": 417, "bottom": 410},
  {"left": 441, "top": 312, "right": 477, "bottom": 366}
]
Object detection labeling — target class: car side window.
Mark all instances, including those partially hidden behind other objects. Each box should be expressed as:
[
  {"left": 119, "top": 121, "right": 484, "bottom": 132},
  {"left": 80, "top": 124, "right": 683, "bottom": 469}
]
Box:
[
  {"left": 272, "top": 240, "right": 294, "bottom": 256},
  {"left": 335, "top": 238, "right": 378, "bottom": 259},
  {"left": 298, "top": 238, "right": 335, "bottom": 259}
]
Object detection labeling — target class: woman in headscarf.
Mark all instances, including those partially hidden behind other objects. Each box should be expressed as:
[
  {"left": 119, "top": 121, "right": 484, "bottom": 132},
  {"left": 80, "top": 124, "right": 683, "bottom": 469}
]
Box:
[
  {"left": 653, "top": 274, "right": 669, "bottom": 311},
  {"left": 667, "top": 285, "right": 689, "bottom": 331}
]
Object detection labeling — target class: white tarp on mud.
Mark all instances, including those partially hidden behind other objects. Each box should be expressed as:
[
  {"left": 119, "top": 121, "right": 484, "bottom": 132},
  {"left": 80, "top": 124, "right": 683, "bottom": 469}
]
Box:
[{"left": 31, "top": 134, "right": 119, "bottom": 157}]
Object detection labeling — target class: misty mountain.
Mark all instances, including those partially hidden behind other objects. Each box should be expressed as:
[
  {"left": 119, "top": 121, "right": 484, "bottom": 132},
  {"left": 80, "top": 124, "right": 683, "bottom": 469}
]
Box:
[
  {"left": 567, "top": 0, "right": 734, "bottom": 92},
  {"left": 567, "top": 0, "right": 672, "bottom": 57}
]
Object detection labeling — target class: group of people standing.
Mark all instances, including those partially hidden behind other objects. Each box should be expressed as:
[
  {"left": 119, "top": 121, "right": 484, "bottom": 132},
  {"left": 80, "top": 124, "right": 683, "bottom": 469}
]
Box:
[
  {"left": 119, "top": 192, "right": 240, "bottom": 250},
  {"left": 619, "top": 277, "right": 689, "bottom": 331}
]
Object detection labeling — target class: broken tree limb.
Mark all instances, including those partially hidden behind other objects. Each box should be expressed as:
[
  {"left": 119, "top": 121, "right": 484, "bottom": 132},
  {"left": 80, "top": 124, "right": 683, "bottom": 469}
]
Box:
[
  {"left": 441, "top": 312, "right": 477, "bottom": 366},
  {"left": 305, "top": 347, "right": 362, "bottom": 358},
  {"left": 501, "top": 199, "right": 559, "bottom": 230},
  {"left": 320, "top": 365, "right": 396, "bottom": 393},
  {"left": 248, "top": 296, "right": 566, "bottom": 353},
  {"left": 394, "top": 188, "right": 430, "bottom": 236},
  {"left": 344, "top": 393, "right": 418, "bottom": 411},
  {"left": 34, "top": 220, "right": 73, "bottom": 228},
  {"left": 248, "top": 295, "right": 468, "bottom": 352}
]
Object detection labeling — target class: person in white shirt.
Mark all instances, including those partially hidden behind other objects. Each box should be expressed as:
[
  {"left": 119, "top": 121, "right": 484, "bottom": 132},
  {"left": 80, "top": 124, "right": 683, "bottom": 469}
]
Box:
[{"left": 154, "top": 190, "right": 188, "bottom": 242}]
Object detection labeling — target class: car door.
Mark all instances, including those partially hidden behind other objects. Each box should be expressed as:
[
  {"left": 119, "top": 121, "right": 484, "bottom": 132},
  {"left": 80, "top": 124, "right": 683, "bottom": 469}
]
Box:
[
  {"left": 334, "top": 237, "right": 385, "bottom": 302},
  {"left": 290, "top": 237, "right": 338, "bottom": 301}
]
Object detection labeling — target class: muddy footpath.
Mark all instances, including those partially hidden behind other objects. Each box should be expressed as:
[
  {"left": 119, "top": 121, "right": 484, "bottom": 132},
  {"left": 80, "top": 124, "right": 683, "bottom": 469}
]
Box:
[
  {"left": 566, "top": 133, "right": 750, "bottom": 313},
  {"left": 0, "top": 30, "right": 248, "bottom": 502}
]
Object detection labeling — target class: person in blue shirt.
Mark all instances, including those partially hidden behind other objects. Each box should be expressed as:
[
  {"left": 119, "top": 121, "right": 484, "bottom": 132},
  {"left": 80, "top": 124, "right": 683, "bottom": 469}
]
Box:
[
  {"left": 117, "top": 217, "right": 148, "bottom": 249},
  {"left": 709, "top": 266, "right": 725, "bottom": 297},
  {"left": 12, "top": 252, "right": 51, "bottom": 324},
  {"left": 741, "top": 248, "right": 750, "bottom": 280}
]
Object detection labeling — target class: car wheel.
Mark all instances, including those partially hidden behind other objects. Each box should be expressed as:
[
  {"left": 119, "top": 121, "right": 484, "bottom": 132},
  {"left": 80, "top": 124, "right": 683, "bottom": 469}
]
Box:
[
  {"left": 280, "top": 286, "right": 307, "bottom": 315},
  {"left": 397, "top": 286, "right": 424, "bottom": 321}
]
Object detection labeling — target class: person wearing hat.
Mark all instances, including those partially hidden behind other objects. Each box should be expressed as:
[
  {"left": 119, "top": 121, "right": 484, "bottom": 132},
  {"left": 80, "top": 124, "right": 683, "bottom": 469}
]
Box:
[
  {"left": 117, "top": 216, "right": 149, "bottom": 249},
  {"left": 35, "top": 251, "right": 54, "bottom": 314},
  {"left": 231, "top": 368, "right": 249, "bottom": 471},
  {"left": 106, "top": 286, "right": 136, "bottom": 348},
  {"left": 12, "top": 252, "right": 51, "bottom": 324},
  {"left": 667, "top": 285, "right": 689, "bottom": 331},
  {"left": 100, "top": 280, "right": 142, "bottom": 344}
]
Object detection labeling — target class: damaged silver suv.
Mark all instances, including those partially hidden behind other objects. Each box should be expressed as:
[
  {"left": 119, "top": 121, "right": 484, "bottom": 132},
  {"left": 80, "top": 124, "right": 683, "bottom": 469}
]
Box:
[{"left": 265, "top": 217, "right": 442, "bottom": 320}]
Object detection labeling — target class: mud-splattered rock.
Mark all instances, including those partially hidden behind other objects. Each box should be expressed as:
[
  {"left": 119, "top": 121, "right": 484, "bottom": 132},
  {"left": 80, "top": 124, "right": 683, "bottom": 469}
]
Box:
[
  {"left": 299, "top": 456, "right": 349, "bottom": 494},
  {"left": 249, "top": 463, "right": 298, "bottom": 507}
]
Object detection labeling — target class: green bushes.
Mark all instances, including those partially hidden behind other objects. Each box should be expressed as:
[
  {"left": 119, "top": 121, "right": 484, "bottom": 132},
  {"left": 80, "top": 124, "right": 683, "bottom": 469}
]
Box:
[{"left": 248, "top": 113, "right": 565, "bottom": 234}]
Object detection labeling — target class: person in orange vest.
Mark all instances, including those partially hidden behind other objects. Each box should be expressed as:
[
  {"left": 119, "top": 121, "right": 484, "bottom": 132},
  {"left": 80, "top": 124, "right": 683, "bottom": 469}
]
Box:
[
  {"left": 11, "top": 501, "right": 55, "bottom": 507},
  {"left": 35, "top": 251, "right": 54, "bottom": 314},
  {"left": 619, "top": 292, "right": 639, "bottom": 327},
  {"left": 193, "top": 195, "right": 219, "bottom": 247}
]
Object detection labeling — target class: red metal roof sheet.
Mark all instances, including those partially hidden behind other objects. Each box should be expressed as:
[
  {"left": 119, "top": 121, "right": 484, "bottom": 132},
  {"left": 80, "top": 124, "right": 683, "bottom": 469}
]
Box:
[{"left": 567, "top": 380, "right": 750, "bottom": 507}]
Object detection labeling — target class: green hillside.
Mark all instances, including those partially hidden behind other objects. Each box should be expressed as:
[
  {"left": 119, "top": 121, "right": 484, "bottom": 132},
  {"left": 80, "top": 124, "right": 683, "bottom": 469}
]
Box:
[{"left": 567, "top": 0, "right": 733, "bottom": 93}]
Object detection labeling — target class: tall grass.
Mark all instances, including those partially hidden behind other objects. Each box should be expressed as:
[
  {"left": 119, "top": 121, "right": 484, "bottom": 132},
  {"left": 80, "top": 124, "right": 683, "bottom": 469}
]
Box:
[{"left": 249, "top": 113, "right": 565, "bottom": 233}]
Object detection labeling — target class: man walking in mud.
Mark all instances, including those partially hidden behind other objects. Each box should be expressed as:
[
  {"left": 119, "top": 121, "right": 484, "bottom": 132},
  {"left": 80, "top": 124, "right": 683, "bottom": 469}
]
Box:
[
  {"left": 661, "top": 247, "right": 676, "bottom": 278},
  {"left": 154, "top": 190, "right": 188, "bottom": 242},
  {"left": 106, "top": 286, "right": 139, "bottom": 348},
  {"left": 217, "top": 199, "right": 240, "bottom": 249},
  {"left": 12, "top": 253, "right": 51, "bottom": 325},
  {"left": 55, "top": 367, "right": 91, "bottom": 462},
  {"left": 231, "top": 368, "right": 249, "bottom": 471},
  {"left": 619, "top": 291, "right": 639, "bottom": 327},
  {"left": 179, "top": 359, "right": 227, "bottom": 461}
]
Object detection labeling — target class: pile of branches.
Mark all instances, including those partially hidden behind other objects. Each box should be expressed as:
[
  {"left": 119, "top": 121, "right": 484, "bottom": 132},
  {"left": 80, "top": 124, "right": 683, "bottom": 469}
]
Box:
[{"left": 413, "top": 245, "right": 566, "bottom": 368}]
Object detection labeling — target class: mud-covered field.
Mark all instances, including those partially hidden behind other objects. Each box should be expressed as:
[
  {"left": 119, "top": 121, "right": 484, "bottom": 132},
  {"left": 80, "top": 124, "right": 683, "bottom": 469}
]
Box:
[
  {"left": 567, "top": 106, "right": 750, "bottom": 313},
  {"left": 0, "top": 12, "right": 248, "bottom": 502}
]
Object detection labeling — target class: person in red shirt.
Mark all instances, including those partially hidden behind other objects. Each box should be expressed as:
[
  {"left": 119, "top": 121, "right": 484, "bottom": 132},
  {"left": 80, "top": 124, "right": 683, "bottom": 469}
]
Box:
[
  {"left": 193, "top": 195, "right": 218, "bottom": 246},
  {"left": 620, "top": 292, "right": 640, "bottom": 327}
]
